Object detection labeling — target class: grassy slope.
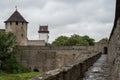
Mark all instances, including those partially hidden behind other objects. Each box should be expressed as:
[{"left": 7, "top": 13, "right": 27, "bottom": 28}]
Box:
[{"left": 0, "top": 71, "right": 43, "bottom": 80}]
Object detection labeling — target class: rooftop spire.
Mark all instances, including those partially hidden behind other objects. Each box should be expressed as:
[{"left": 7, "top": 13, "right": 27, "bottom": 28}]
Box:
[
  {"left": 4, "top": 9, "right": 28, "bottom": 23},
  {"left": 15, "top": 5, "right": 17, "bottom": 11}
]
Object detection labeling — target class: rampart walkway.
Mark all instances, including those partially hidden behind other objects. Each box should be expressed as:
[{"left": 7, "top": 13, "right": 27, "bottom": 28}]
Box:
[
  {"left": 32, "top": 53, "right": 102, "bottom": 80},
  {"left": 83, "top": 54, "right": 110, "bottom": 80}
]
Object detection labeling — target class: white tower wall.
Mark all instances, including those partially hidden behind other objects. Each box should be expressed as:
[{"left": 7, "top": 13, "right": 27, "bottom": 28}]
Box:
[{"left": 39, "top": 33, "right": 49, "bottom": 43}]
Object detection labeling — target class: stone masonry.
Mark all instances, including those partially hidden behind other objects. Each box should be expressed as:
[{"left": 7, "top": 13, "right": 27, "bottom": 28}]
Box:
[
  {"left": 16, "top": 46, "right": 103, "bottom": 72},
  {"left": 31, "top": 52, "right": 102, "bottom": 80},
  {"left": 108, "top": 0, "right": 120, "bottom": 80}
]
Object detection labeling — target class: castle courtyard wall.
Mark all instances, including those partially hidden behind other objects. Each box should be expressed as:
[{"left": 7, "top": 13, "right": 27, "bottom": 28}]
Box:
[
  {"left": 108, "top": 19, "right": 120, "bottom": 80},
  {"left": 108, "top": 0, "right": 120, "bottom": 80},
  {"left": 31, "top": 52, "right": 102, "bottom": 80},
  {"left": 15, "top": 46, "right": 103, "bottom": 72}
]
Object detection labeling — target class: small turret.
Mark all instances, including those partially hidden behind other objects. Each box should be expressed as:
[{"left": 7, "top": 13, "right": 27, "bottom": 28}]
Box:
[{"left": 38, "top": 25, "right": 49, "bottom": 43}]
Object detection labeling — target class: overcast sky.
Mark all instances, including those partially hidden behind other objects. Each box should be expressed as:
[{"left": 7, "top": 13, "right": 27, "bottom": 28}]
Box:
[{"left": 0, "top": 0, "right": 116, "bottom": 43}]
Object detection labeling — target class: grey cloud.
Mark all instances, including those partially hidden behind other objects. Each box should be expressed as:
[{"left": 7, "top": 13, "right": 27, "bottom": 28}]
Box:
[
  {"left": 0, "top": 0, "right": 116, "bottom": 43},
  {"left": 50, "top": 0, "right": 85, "bottom": 3}
]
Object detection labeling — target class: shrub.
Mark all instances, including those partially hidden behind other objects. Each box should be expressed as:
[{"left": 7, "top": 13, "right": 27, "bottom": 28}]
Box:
[{"left": 5, "top": 58, "right": 29, "bottom": 73}]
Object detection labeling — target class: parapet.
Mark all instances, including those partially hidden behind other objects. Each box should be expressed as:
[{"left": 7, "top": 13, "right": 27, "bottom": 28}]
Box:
[{"left": 27, "top": 40, "right": 46, "bottom": 46}]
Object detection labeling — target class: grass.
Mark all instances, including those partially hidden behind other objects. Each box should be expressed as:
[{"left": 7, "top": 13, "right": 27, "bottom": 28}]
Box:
[{"left": 0, "top": 70, "right": 43, "bottom": 80}]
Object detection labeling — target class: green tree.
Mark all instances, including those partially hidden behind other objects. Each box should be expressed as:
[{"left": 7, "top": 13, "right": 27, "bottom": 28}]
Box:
[
  {"left": 52, "top": 36, "right": 69, "bottom": 46},
  {"left": 97, "top": 37, "right": 108, "bottom": 44},
  {"left": 52, "top": 34, "right": 95, "bottom": 46},
  {"left": 0, "top": 32, "right": 16, "bottom": 69},
  {"left": 67, "top": 34, "right": 83, "bottom": 46},
  {"left": 0, "top": 32, "right": 28, "bottom": 73},
  {"left": 82, "top": 35, "right": 95, "bottom": 46}
]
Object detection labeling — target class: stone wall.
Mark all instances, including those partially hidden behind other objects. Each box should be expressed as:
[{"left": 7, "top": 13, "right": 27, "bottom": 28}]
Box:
[
  {"left": 27, "top": 40, "right": 46, "bottom": 46},
  {"left": 108, "top": 19, "right": 120, "bottom": 80},
  {"left": 15, "top": 46, "right": 102, "bottom": 72},
  {"left": 5, "top": 22, "right": 28, "bottom": 46},
  {"left": 31, "top": 53, "right": 102, "bottom": 80},
  {"left": 108, "top": 0, "right": 120, "bottom": 80}
]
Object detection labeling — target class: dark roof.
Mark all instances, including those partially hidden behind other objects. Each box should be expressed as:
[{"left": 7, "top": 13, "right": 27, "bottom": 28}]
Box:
[
  {"left": 38, "top": 25, "right": 49, "bottom": 33},
  {"left": 5, "top": 10, "right": 28, "bottom": 23}
]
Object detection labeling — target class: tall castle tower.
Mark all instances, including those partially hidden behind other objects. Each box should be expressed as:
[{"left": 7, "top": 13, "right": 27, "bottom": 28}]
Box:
[
  {"left": 4, "top": 9, "right": 28, "bottom": 45},
  {"left": 38, "top": 25, "right": 49, "bottom": 43}
]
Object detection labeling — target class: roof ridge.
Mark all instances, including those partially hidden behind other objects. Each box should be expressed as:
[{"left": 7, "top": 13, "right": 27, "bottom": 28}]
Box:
[{"left": 5, "top": 10, "right": 28, "bottom": 23}]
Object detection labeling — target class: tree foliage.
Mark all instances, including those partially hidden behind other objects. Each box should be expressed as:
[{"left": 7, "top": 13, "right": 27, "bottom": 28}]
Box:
[
  {"left": 0, "top": 32, "right": 16, "bottom": 62},
  {"left": 52, "top": 34, "right": 95, "bottom": 46},
  {"left": 0, "top": 32, "right": 28, "bottom": 73},
  {"left": 52, "top": 36, "right": 69, "bottom": 46},
  {"left": 97, "top": 37, "right": 108, "bottom": 44}
]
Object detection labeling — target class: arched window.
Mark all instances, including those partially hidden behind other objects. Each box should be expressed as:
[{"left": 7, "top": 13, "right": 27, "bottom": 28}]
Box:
[{"left": 104, "top": 47, "right": 108, "bottom": 54}]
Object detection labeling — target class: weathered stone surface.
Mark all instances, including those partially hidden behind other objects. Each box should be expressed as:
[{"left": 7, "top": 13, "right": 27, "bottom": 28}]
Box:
[
  {"left": 15, "top": 46, "right": 103, "bottom": 72},
  {"left": 108, "top": 0, "right": 120, "bottom": 80},
  {"left": 31, "top": 53, "right": 101, "bottom": 80},
  {"left": 83, "top": 54, "right": 110, "bottom": 80}
]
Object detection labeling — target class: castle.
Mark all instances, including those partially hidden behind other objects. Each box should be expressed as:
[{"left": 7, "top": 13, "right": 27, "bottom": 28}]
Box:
[
  {"left": 0, "top": 1, "right": 120, "bottom": 80},
  {"left": 0, "top": 9, "right": 49, "bottom": 46},
  {"left": 0, "top": 9, "right": 106, "bottom": 72}
]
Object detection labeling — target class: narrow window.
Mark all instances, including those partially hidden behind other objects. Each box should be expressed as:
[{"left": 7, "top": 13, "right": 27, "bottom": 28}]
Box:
[
  {"left": 21, "top": 34, "right": 23, "bottom": 38},
  {"left": 16, "top": 22, "right": 18, "bottom": 25},
  {"left": 10, "top": 22, "right": 12, "bottom": 25}
]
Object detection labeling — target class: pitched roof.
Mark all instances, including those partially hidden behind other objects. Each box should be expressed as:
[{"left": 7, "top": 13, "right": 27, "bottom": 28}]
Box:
[{"left": 5, "top": 10, "right": 28, "bottom": 23}]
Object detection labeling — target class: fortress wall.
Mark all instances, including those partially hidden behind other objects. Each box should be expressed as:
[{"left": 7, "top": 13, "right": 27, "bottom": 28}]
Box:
[
  {"left": 31, "top": 52, "right": 102, "bottom": 80},
  {"left": 18, "top": 46, "right": 95, "bottom": 50},
  {"left": 16, "top": 48, "right": 57, "bottom": 72},
  {"left": 27, "top": 40, "right": 46, "bottom": 46},
  {"left": 108, "top": 0, "right": 120, "bottom": 80},
  {"left": 108, "top": 19, "right": 120, "bottom": 80},
  {"left": 15, "top": 46, "right": 102, "bottom": 72}
]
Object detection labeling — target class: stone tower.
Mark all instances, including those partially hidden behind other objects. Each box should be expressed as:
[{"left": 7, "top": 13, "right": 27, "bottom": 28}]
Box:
[
  {"left": 38, "top": 25, "right": 49, "bottom": 43},
  {"left": 4, "top": 9, "right": 28, "bottom": 45}
]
